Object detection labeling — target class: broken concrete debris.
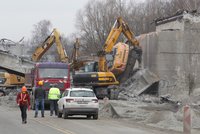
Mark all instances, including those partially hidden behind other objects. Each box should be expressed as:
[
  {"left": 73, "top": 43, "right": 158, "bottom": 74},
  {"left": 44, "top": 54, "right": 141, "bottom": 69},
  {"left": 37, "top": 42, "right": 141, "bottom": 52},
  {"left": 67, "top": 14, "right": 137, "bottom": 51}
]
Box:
[{"left": 118, "top": 69, "right": 160, "bottom": 100}]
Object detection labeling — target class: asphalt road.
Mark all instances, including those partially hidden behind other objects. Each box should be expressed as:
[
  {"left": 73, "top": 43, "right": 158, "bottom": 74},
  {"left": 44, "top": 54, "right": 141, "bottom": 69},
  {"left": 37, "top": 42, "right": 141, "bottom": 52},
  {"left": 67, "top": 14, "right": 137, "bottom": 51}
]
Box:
[{"left": 0, "top": 106, "right": 180, "bottom": 134}]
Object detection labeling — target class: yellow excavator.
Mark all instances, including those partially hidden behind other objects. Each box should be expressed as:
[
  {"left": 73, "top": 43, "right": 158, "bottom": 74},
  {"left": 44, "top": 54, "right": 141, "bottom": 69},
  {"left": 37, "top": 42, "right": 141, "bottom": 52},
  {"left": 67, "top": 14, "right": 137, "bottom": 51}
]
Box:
[
  {"left": 31, "top": 29, "right": 95, "bottom": 73},
  {"left": 73, "top": 17, "right": 142, "bottom": 99},
  {"left": 0, "top": 68, "right": 25, "bottom": 96},
  {"left": 32, "top": 28, "right": 68, "bottom": 63}
]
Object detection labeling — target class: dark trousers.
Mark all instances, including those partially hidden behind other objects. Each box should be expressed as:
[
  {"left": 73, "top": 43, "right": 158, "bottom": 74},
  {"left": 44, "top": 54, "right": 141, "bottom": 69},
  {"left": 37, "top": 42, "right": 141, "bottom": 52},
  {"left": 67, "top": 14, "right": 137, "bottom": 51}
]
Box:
[
  {"left": 50, "top": 100, "right": 58, "bottom": 115},
  {"left": 19, "top": 105, "right": 27, "bottom": 122}
]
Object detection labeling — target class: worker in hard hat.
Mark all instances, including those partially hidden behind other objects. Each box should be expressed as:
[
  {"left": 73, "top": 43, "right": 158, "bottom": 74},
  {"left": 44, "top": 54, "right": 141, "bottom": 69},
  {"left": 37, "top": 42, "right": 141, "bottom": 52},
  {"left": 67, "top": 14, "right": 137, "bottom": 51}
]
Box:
[
  {"left": 48, "top": 83, "right": 60, "bottom": 116},
  {"left": 16, "top": 86, "right": 30, "bottom": 124},
  {"left": 34, "top": 80, "right": 46, "bottom": 118}
]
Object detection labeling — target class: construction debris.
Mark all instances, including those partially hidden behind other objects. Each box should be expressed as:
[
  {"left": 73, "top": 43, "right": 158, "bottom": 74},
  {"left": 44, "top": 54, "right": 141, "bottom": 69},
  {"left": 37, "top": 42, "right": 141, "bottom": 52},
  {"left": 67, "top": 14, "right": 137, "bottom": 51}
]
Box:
[
  {"left": 118, "top": 69, "right": 160, "bottom": 100},
  {"left": 99, "top": 99, "right": 120, "bottom": 119}
]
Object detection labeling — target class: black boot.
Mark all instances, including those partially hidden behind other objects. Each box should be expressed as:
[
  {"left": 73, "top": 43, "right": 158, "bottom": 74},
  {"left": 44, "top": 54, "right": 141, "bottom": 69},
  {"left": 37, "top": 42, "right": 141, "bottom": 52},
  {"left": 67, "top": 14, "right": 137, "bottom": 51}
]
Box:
[
  {"left": 22, "top": 119, "right": 25, "bottom": 124},
  {"left": 24, "top": 119, "right": 27, "bottom": 124}
]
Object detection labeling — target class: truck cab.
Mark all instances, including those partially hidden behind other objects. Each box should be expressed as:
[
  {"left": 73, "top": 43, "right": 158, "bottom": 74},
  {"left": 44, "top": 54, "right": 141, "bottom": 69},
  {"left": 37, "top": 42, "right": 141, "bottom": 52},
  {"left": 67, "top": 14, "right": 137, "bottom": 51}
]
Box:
[{"left": 26, "top": 62, "right": 70, "bottom": 109}]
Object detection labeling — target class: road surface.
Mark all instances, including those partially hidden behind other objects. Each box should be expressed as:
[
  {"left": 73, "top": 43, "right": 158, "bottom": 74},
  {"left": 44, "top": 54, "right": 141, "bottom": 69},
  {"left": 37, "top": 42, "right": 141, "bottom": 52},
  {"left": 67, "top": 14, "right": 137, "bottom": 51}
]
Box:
[{"left": 0, "top": 105, "right": 181, "bottom": 134}]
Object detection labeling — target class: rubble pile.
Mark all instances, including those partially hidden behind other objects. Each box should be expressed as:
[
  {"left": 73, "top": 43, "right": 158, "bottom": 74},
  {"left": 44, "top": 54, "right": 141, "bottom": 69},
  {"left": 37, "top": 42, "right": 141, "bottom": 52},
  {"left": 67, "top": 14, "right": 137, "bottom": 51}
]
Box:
[
  {"left": 118, "top": 69, "right": 160, "bottom": 100},
  {"left": 99, "top": 94, "right": 200, "bottom": 133},
  {"left": 0, "top": 73, "right": 199, "bottom": 133},
  {"left": 0, "top": 92, "right": 18, "bottom": 108},
  {"left": 99, "top": 100, "right": 120, "bottom": 119}
]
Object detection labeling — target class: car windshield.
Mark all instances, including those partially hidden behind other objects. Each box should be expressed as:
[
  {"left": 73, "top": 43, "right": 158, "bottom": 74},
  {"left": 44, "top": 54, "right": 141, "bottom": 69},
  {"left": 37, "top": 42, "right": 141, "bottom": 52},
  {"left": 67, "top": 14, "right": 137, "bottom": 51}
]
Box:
[
  {"left": 70, "top": 90, "right": 95, "bottom": 97},
  {"left": 39, "top": 68, "right": 68, "bottom": 78}
]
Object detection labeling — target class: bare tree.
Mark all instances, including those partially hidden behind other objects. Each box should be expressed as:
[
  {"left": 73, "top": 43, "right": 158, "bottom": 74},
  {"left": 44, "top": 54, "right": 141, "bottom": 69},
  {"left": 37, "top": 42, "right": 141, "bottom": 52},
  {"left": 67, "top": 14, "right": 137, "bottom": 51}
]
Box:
[
  {"left": 29, "top": 20, "right": 51, "bottom": 52},
  {"left": 30, "top": 20, "right": 52, "bottom": 46},
  {"left": 26, "top": 20, "right": 52, "bottom": 61},
  {"left": 75, "top": 0, "right": 129, "bottom": 55},
  {"left": 74, "top": 0, "right": 200, "bottom": 56},
  {"left": 170, "top": 0, "right": 200, "bottom": 12}
]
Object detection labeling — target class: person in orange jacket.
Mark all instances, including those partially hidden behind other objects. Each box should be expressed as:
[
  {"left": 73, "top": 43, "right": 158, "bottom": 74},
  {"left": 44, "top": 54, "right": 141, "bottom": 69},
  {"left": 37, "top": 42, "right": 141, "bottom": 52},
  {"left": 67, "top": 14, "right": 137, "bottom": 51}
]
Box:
[{"left": 16, "top": 86, "right": 30, "bottom": 124}]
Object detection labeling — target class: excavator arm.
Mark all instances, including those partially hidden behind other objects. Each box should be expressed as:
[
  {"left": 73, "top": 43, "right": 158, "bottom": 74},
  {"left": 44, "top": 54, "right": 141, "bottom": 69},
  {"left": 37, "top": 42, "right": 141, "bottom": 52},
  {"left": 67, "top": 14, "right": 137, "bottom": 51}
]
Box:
[
  {"left": 32, "top": 29, "right": 68, "bottom": 63},
  {"left": 70, "top": 38, "right": 83, "bottom": 70},
  {"left": 71, "top": 38, "right": 80, "bottom": 64},
  {"left": 103, "top": 17, "right": 139, "bottom": 52},
  {"left": 98, "top": 17, "right": 141, "bottom": 72}
]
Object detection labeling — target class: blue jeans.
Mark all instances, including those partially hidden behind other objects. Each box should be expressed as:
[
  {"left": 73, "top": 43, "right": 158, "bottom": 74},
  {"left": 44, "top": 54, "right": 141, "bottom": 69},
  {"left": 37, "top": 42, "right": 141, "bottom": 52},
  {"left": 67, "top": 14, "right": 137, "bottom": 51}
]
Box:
[{"left": 35, "top": 99, "right": 44, "bottom": 116}]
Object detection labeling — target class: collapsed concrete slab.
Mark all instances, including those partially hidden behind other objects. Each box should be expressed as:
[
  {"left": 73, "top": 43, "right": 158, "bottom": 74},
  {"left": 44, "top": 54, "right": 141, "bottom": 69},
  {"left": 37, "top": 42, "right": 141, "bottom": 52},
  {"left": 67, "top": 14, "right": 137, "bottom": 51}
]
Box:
[
  {"left": 118, "top": 69, "right": 160, "bottom": 100},
  {"left": 99, "top": 99, "right": 120, "bottom": 118},
  {"left": 138, "top": 11, "right": 200, "bottom": 99},
  {"left": 0, "top": 50, "right": 34, "bottom": 75}
]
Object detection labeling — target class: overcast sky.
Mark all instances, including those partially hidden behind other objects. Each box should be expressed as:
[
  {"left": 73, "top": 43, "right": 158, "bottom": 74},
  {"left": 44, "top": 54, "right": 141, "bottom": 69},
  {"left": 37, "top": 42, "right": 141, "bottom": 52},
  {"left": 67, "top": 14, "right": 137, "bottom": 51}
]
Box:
[{"left": 0, "top": 0, "right": 89, "bottom": 41}]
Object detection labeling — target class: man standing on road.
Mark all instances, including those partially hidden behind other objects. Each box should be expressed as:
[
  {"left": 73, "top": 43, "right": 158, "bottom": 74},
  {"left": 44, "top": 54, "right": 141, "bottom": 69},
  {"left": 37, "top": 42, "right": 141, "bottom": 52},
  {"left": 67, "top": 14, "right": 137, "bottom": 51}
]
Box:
[
  {"left": 48, "top": 84, "right": 61, "bottom": 116},
  {"left": 16, "top": 86, "right": 30, "bottom": 124},
  {"left": 34, "top": 80, "right": 45, "bottom": 118}
]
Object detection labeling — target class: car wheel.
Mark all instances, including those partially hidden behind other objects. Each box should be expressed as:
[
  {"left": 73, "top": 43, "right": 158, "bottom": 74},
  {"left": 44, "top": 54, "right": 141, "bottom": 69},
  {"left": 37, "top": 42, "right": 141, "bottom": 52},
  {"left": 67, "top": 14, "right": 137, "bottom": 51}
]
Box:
[
  {"left": 63, "top": 109, "right": 68, "bottom": 119},
  {"left": 93, "top": 114, "right": 98, "bottom": 120},
  {"left": 57, "top": 112, "right": 62, "bottom": 118},
  {"left": 87, "top": 115, "right": 91, "bottom": 119}
]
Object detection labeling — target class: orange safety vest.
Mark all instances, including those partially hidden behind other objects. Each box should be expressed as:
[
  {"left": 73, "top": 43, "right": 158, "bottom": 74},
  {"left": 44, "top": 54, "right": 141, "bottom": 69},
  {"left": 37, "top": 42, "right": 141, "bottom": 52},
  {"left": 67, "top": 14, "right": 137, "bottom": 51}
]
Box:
[{"left": 18, "top": 93, "right": 27, "bottom": 104}]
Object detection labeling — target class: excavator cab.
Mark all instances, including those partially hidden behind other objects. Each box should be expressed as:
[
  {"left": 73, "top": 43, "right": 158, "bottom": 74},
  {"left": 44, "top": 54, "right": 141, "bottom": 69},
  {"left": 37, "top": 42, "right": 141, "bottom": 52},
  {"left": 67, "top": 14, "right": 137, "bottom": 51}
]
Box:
[{"left": 84, "top": 62, "right": 98, "bottom": 72}]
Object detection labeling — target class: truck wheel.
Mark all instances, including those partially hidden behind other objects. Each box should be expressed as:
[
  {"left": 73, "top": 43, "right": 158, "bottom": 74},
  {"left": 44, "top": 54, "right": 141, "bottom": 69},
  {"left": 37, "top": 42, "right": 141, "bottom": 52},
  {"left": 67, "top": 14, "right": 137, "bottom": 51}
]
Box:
[
  {"left": 93, "top": 114, "right": 98, "bottom": 120},
  {"left": 31, "top": 102, "right": 35, "bottom": 110},
  {"left": 30, "top": 93, "right": 35, "bottom": 110}
]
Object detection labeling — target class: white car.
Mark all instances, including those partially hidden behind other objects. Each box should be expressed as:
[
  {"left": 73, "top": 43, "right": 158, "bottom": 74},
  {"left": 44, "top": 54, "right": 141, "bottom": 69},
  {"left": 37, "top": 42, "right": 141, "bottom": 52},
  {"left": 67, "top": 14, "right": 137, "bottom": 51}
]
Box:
[{"left": 57, "top": 87, "right": 99, "bottom": 119}]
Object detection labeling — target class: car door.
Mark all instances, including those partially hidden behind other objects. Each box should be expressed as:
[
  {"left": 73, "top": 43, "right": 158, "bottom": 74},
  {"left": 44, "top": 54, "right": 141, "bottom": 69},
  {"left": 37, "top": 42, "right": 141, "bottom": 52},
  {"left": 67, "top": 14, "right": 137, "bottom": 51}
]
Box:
[{"left": 58, "top": 90, "right": 69, "bottom": 111}]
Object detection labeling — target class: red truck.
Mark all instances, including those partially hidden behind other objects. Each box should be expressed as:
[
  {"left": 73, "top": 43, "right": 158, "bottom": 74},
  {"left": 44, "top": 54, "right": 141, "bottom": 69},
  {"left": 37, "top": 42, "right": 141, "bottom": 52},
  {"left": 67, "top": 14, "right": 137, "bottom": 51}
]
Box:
[{"left": 25, "top": 62, "right": 71, "bottom": 109}]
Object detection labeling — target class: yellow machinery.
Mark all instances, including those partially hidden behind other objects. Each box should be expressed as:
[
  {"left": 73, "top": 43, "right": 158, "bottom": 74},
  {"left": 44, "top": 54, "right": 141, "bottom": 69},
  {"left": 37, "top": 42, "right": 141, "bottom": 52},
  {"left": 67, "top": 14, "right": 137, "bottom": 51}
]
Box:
[
  {"left": 0, "top": 72, "right": 24, "bottom": 86},
  {"left": 32, "top": 28, "right": 68, "bottom": 63},
  {"left": 31, "top": 30, "right": 94, "bottom": 72},
  {"left": 0, "top": 69, "right": 25, "bottom": 95},
  {"left": 73, "top": 17, "right": 142, "bottom": 99}
]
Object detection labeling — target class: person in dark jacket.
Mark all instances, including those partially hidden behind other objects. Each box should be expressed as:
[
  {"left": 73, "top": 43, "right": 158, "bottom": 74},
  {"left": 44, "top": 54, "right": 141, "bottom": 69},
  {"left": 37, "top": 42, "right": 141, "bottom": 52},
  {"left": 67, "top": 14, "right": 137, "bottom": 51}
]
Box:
[
  {"left": 34, "top": 80, "right": 46, "bottom": 118},
  {"left": 16, "top": 86, "right": 30, "bottom": 124}
]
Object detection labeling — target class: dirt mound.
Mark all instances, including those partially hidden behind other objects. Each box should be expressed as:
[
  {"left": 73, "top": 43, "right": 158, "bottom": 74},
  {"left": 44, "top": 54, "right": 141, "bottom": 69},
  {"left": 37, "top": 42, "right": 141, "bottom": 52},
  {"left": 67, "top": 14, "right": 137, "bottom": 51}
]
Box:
[
  {"left": 99, "top": 99, "right": 120, "bottom": 119},
  {"left": 0, "top": 92, "right": 18, "bottom": 108},
  {"left": 145, "top": 111, "right": 182, "bottom": 131}
]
